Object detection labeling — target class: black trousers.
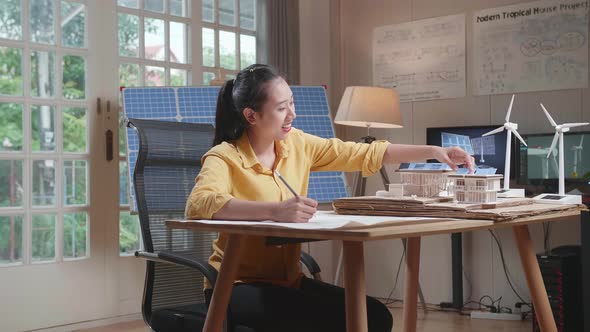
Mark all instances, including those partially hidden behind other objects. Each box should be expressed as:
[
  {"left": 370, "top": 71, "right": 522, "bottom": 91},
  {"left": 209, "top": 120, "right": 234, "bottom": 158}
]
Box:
[{"left": 222, "top": 276, "right": 393, "bottom": 332}]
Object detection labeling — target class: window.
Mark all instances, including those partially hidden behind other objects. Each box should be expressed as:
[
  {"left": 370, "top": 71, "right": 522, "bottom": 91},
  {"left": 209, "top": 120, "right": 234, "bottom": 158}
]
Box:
[
  {"left": 201, "top": 0, "right": 257, "bottom": 84},
  {"left": 0, "top": 0, "right": 90, "bottom": 265},
  {"left": 117, "top": 0, "right": 192, "bottom": 255}
]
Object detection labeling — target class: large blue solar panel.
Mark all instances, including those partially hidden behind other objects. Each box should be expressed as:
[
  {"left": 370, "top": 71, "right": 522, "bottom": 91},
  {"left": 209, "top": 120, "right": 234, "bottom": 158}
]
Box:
[{"left": 123, "top": 86, "right": 349, "bottom": 211}]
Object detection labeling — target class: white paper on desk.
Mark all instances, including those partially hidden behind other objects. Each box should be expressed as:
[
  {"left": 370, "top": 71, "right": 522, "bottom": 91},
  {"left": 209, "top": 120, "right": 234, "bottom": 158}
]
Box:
[{"left": 189, "top": 211, "right": 441, "bottom": 230}]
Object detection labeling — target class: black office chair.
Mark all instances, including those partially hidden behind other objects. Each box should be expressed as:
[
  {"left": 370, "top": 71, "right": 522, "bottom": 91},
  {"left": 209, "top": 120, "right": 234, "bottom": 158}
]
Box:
[{"left": 128, "top": 118, "right": 322, "bottom": 332}]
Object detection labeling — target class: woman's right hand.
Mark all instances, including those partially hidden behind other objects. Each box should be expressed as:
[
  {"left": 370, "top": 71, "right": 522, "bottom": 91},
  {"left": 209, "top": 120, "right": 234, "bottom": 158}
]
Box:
[{"left": 273, "top": 196, "right": 318, "bottom": 223}]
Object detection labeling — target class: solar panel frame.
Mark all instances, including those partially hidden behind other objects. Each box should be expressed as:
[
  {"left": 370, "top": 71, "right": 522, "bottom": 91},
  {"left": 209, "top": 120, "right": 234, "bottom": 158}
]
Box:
[{"left": 122, "top": 86, "right": 350, "bottom": 211}]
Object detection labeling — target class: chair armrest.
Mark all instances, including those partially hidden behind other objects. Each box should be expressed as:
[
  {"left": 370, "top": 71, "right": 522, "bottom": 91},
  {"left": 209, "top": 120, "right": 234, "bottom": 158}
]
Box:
[
  {"left": 135, "top": 251, "right": 218, "bottom": 288},
  {"left": 300, "top": 251, "right": 322, "bottom": 281}
]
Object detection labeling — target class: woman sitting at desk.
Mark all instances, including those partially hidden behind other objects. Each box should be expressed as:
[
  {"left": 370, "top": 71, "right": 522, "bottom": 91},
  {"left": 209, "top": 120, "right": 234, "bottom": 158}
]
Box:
[{"left": 185, "top": 64, "right": 474, "bottom": 332}]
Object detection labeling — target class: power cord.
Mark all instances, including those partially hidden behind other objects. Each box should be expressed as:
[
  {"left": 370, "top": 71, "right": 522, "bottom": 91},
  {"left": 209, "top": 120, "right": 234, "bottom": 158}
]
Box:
[{"left": 488, "top": 229, "right": 530, "bottom": 305}]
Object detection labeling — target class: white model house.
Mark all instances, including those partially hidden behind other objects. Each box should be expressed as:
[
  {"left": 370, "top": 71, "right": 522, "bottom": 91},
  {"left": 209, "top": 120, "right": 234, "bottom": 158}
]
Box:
[
  {"left": 448, "top": 174, "right": 503, "bottom": 203},
  {"left": 396, "top": 167, "right": 453, "bottom": 197}
]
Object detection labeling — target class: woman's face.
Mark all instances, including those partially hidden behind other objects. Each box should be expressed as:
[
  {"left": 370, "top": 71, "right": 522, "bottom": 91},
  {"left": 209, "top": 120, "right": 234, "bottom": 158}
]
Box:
[{"left": 248, "top": 77, "right": 296, "bottom": 141}]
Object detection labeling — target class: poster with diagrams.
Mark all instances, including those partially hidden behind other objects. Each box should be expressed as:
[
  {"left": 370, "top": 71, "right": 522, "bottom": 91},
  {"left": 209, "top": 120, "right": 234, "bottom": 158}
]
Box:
[
  {"left": 473, "top": 0, "right": 588, "bottom": 95},
  {"left": 373, "top": 14, "right": 466, "bottom": 102}
]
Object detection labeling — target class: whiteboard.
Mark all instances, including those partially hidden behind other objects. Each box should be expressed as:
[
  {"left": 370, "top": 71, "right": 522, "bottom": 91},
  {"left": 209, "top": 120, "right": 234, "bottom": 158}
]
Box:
[
  {"left": 373, "top": 14, "right": 466, "bottom": 102},
  {"left": 473, "top": 0, "right": 588, "bottom": 95}
]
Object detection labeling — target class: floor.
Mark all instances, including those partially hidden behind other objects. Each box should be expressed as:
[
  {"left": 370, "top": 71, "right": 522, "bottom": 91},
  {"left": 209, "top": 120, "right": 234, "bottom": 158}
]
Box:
[{"left": 77, "top": 306, "right": 532, "bottom": 332}]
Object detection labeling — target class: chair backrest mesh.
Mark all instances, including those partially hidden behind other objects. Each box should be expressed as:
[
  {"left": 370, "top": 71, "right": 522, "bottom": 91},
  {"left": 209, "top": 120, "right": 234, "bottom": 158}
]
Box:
[{"left": 130, "top": 118, "right": 217, "bottom": 312}]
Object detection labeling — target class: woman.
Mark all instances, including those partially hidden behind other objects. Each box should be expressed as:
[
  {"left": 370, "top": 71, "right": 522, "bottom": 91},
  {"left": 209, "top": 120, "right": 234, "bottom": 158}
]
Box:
[{"left": 185, "top": 64, "right": 474, "bottom": 332}]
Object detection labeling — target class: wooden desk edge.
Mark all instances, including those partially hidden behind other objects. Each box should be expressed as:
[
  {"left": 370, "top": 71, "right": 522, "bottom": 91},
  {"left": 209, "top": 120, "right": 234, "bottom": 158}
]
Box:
[{"left": 167, "top": 210, "right": 583, "bottom": 241}]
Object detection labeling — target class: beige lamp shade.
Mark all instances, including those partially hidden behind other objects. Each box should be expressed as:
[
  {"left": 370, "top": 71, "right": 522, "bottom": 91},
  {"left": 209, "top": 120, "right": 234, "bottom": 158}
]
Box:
[{"left": 334, "top": 86, "right": 403, "bottom": 129}]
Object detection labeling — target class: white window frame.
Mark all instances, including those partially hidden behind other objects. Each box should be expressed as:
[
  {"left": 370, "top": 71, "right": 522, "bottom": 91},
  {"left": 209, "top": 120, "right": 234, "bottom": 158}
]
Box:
[{"left": 0, "top": 0, "right": 91, "bottom": 267}]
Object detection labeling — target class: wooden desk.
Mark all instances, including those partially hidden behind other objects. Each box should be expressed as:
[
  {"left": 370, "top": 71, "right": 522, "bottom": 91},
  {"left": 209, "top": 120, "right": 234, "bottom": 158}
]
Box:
[{"left": 167, "top": 209, "right": 583, "bottom": 332}]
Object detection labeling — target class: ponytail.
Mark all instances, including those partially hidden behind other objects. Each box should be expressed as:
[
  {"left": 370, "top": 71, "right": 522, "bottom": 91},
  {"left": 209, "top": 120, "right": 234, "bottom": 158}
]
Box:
[
  {"left": 212, "top": 64, "right": 284, "bottom": 146},
  {"left": 213, "top": 79, "right": 246, "bottom": 146}
]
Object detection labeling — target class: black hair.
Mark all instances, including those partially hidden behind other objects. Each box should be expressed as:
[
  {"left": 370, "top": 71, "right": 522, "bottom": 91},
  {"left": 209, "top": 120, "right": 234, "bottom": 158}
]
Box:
[{"left": 213, "top": 64, "right": 284, "bottom": 146}]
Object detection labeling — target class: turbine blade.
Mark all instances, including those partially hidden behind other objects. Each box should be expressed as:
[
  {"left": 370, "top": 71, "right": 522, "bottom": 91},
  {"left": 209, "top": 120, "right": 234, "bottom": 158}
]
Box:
[
  {"left": 540, "top": 103, "right": 557, "bottom": 127},
  {"left": 547, "top": 132, "right": 559, "bottom": 159},
  {"left": 505, "top": 94, "right": 515, "bottom": 122},
  {"left": 482, "top": 126, "right": 505, "bottom": 136},
  {"left": 511, "top": 129, "right": 527, "bottom": 147},
  {"left": 581, "top": 135, "right": 584, "bottom": 147},
  {"left": 561, "top": 122, "right": 590, "bottom": 129}
]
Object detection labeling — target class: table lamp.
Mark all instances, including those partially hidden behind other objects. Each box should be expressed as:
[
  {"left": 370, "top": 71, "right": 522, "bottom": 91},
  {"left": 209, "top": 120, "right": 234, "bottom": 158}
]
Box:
[{"left": 334, "top": 86, "right": 403, "bottom": 196}]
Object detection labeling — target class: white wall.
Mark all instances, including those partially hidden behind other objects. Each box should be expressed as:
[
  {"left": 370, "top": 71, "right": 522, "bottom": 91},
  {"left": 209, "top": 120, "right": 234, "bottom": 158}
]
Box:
[{"left": 299, "top": 0, "right": 587, "bottom": 310}]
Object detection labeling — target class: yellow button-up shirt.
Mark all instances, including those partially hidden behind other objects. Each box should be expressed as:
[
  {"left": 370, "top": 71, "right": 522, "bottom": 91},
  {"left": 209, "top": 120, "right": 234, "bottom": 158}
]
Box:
[{"left": 185, "top": 128, "right": 390, "bottom": 288}]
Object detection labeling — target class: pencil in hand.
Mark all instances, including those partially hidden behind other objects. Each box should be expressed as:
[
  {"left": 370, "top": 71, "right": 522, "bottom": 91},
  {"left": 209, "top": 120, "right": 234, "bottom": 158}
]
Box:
[{"left": 274, "top": 170, "right": 299, "bottom": 198}]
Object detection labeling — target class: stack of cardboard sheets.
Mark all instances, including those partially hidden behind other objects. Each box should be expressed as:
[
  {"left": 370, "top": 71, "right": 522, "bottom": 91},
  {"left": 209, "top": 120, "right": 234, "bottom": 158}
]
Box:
[{"left": 332, "top": 196, "right": 586, "bottom": 222}]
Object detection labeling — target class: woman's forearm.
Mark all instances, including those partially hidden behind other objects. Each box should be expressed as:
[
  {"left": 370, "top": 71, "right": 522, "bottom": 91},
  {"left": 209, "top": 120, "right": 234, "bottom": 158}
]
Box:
[
  {"left": 212, "top": 198, "right": 277, "bottom": 221},
  {"left": 382, "top": 144, "right": 436, "bottom": 164}
]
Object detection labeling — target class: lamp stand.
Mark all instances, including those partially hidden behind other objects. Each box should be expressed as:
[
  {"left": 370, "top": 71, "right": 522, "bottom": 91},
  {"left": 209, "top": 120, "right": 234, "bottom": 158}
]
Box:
[{"left": 333, "top": 133, "right": 428, "bottom": 315}]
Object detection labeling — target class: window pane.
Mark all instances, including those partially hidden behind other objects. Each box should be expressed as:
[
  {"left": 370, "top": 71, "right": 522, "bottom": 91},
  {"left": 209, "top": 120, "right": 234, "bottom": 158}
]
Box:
[
  {"left": 145, "top": 66, "right": 165, "bottom": 86},
  {"left": 119, "top": 63, "right": 140, "bottom": 88},
  {"left": 169, "top": 0, "right": 186, "bottom": 17},
  {"left": 119, "top": 113, "right": 127, "bottom": 155},
  {"left": 202, "top": 0, "right": 214, "bottom": 22},
  {"left": 240, "top": 0, "right": 255, "bottom": 30},
  {"left": 219, "top": 0, "right": 235, "bottom": 26},
  {"left": 64, "top": 160, "right": 87, "bottom": 205},
  {"left": 62, "top": 55, "right": 85, "bottom": 99},
  {"left": 144, "top": 0, "right": 164, "bottom": 13},
  {"left": 117, "top": 0, "right": 138, "bottom": 8},
  {"left": 144, "top": 18, "right": 165, "bottom": 61},
  {"left": 119, "top": 211, "right": 140, "bottom": 254},
  {"left": 63, "top": 107, "right": 87, "bottom": 153},
  {"left": 63, "top": 212, "right": 87, "bottom": 259},
  {"left": 119, "top": 160, "right": 129, "bottom": 205},
  {"left": 240, "top": 34, "right": 256, "bottom": 69},
  {"left": 0, "top": 47, "right": 23, "bottom": 96},
  {"left": 219, "top": 30, "right": 236, "bottom": 70},
  {"left": 118, "top": 13, "right": 139, "bottom": 57},
  {"left": 0, "top": 160, "right": 23, "bottom": 208},
  {"left": 203, "top": 71, "right": 215, "bottom": 85},
  {"left": 0, "top": 0, "right": 22, "bottom": 40},
  {"left": 30, "top": 0, "right": 54, "bottom": 44},
  {"left": 32, "top": 160, "right": 56, "bottom": 206},
  {"left": 0, "top": 216, "right": 23, "bottom": 264},
  {"left": 31, "top": 214, "right": 55, "bottom": 262},
  {"left": 30, "top": 50, "right": 56, "bottom": 98},
  {"left": 170, "top": 68, "right": 187, "bottom": 86},
  {"left": 0, "top": 103, "right": 23, "bottom": 151},
  {"left": 202, "top": 28, "right": 215, "bottom": 67},
  {"left": 31, "top": 105, "right": 55, "bottom": 152},
  {"left": 170, "top": 21, "right": 186, "bottom": 64},
  {"left": 61, "top": 1, "right": 85, "bottom": 48}
]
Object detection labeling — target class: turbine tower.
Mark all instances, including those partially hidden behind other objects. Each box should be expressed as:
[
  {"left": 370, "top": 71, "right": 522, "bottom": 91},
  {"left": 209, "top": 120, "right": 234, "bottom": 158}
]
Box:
[{"left": 571, "top": 135, "right": 584, "bottom": 178}]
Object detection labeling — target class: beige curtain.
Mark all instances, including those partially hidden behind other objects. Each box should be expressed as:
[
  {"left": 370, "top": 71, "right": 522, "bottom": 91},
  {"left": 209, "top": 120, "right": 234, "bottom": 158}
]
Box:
[{"left": 258, "top": 0, "right": 300, "bottom": 84}]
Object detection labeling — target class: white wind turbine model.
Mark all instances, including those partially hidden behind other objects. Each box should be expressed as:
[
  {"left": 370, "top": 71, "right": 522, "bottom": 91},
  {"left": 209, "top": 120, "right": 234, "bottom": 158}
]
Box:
[
  {"left": 534, "top": 103, "right": 589, "bottom": 204},
  {"left": 571, "top": 135, "right": 584, "bottom": 178},
  {"left": 482, "top": 94, "right": 526, "bottom": 197}
]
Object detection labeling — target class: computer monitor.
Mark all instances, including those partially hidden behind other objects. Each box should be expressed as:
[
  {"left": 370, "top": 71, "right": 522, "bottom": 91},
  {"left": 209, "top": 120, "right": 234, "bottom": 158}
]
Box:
[
  {"left": 426, "top": 125, "right": 511, "bottom": 177},
  {"left": 517, "top": 131, "right": 590, "bottom": 194}
]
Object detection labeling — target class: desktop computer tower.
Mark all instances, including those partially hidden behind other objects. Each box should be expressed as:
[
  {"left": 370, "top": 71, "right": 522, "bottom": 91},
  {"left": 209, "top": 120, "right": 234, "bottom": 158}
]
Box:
[{"left": 532, "top": 245, "right": 583, "bottom": 332}]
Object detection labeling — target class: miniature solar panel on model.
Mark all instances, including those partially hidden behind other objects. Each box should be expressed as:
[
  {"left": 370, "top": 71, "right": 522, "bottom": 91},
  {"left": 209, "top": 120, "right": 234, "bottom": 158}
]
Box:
[{"left": 122, "top": 86, "right": 349, "bottom": 211}]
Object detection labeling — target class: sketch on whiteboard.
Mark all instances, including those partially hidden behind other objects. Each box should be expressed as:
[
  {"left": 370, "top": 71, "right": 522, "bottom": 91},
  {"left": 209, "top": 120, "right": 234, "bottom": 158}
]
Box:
[
  {"left": 474, "top": 0, "right": 588, "bottom": 95},
  {"left": 373, "top": 14, "right": 466, "bottom": 102}
]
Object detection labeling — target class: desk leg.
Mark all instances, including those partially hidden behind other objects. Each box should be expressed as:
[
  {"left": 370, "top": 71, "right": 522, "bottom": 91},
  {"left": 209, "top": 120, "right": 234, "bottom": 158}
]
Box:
[
  {"left": 203, "top": 234, "right": 245, "bottom": 332},
  {"left": 512, "top": 225, "right": 557, "bottom": 332},
  {"left": 343, "top": 241, "right": 368, "bottom": 332},
  {"left": 402, "top": 237, "right": 421, "bottom": 332}
]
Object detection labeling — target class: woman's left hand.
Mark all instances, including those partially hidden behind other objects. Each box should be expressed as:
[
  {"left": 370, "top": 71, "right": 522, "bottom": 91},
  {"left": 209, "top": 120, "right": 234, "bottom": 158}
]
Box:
[{"left": 432, "top": 146, "right": 475, "bottom": 173}]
